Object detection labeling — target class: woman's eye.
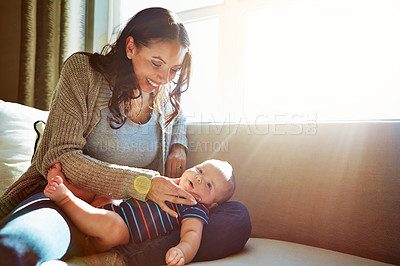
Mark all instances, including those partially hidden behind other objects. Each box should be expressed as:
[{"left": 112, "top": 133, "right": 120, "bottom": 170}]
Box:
[
  {"left": 152, "top": 61, "right": 161, "bottom": 67},
  {"left": 170, "top": 68, "right": 180, "bottom": 73}
]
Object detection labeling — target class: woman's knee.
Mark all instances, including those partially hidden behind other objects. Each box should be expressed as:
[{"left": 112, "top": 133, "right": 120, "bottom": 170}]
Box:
[
  {"left": 194, "top": 201, "right": 252, "bottom": 261},
  {"left": 0, "top": 204, "right": 71, "bottom": 264},
  {"left": 212, "top": 201, "right": 252, "bottom": 235},
  {"left": 218, "top": 201, "right": 251, "bottom": 243},
  {"left": 0, "top": 193, "right": 92, "bottom": 264}
]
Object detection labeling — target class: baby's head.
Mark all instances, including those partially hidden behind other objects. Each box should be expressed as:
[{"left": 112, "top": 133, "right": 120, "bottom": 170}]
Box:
[{"left": 180, "top": 159, "right": 235, "bottom": 208}]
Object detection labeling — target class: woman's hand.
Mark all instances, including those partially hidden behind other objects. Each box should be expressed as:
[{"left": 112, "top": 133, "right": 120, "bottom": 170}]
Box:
[
  {"left": 166, "top": 144, "right": 187, "bottom": 178},
  {"left": 147, "top": 175, "right": 196, "bottom": 217}
]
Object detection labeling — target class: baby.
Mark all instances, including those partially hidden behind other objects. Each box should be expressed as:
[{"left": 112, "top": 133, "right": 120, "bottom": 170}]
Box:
[{"left": 44, "top": 159, "right": 235, "bottom": 265}]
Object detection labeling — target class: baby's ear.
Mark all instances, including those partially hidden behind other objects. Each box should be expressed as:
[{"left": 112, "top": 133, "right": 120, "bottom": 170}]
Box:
[{"left": 209, "top": 202, "right": 218, "bottom": 208}]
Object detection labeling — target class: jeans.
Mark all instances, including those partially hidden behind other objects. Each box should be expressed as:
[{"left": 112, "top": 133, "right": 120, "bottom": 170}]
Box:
[
  {"left": 0, "top": 192, "right": 94, "bottom": 265},
  {"left": 0, "top": 193, "right": 251, "bottom": 266}
]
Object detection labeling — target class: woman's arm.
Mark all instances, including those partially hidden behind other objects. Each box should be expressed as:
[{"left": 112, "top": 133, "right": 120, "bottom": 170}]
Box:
[
  {"left": 165, "top": 218, "right": 204, "bottom": 265},
  {"left": 166, "top": 108, "right": 189, "bottom": 178},
  {"left": 170, "top": 108, "right": 188, "bottom": 150},
  {"left": 34, "top": 53, "right": 157, "bottom": 201}
]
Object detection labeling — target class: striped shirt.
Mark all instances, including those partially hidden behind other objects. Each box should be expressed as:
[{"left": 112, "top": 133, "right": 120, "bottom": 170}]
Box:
[{"left": 103, "top": 199, "right": 210, "bottom": 244}]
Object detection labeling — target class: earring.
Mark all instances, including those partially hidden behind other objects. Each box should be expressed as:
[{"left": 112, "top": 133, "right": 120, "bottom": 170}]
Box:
[{"left": 128, "top": 56, "right": 131, "bottom": 60}]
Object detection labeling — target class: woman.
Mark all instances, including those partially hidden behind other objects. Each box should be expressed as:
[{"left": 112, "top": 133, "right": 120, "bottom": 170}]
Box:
[{"left": 0, "top": 7, "right": 251, "bottom": 265}]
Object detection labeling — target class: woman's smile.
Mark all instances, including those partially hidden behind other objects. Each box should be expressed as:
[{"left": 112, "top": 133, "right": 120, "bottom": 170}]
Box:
[{"left": 146, "top": 78, "right": 160, "bottom": 89}]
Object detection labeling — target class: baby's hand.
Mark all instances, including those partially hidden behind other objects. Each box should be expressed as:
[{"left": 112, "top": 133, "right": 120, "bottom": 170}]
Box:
[{"left": 165, "top": 246, "right": 185, "bottom": 265}]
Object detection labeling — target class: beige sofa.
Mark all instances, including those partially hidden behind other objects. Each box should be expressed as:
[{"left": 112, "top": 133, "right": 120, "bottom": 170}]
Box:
[
  {"left": 186, "top": 122, "right": 399, "bottom": 265},
  {"left": 1, "top": 100, "right": 399, "bottom": 265}
]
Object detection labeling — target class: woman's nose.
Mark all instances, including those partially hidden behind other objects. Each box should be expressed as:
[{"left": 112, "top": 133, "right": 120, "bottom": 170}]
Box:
[
  {"left": 157, "top": 70, "right": 168, "bottom": 85},
  {"left": 158, "top": 69, "right": 175, "bottom": 84}
]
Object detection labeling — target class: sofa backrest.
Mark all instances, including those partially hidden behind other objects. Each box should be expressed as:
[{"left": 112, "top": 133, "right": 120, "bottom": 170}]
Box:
[{"left": 186, "top": 122, "right": 400, "bottom": 265}]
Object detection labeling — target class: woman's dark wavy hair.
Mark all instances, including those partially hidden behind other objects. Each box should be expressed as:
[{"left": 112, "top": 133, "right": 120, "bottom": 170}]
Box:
[{"left": 85, "top": 7, "right": 191, "bottom": 129}]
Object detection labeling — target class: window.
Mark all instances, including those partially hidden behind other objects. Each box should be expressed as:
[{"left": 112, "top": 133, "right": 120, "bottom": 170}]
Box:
[{"left": 111, "top": 0, "right": 400, "bottom": 123}]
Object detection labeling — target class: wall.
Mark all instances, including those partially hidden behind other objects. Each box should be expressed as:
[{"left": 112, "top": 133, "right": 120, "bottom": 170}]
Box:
[{"left": 0, "top": 1, "right": 21, "bottom": 103}]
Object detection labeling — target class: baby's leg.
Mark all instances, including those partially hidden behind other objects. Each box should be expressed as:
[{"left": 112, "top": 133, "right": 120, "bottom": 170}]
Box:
[
  {"left": 91, "top": 195, "right": 119, "bottom": 208},
  {"left": 47, "top": 162, "right": 96, "bottom": 203},
  {"left": 44, "top": 171, "right": 130, "bottom": 252}
]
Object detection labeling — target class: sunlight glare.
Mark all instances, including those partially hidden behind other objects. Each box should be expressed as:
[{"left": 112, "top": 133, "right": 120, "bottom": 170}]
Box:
[{"left": 243, "top": 0, "right": 400, "bottom": 121}]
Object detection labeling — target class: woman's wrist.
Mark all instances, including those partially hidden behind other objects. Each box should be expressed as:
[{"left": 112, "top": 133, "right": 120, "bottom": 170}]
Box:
[{"left": 170, "top": 143, "right": 187, "bottom": 154}]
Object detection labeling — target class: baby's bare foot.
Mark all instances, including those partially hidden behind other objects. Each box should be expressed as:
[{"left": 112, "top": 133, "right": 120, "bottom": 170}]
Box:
[
  {"left": 48, "top": 162, "right": 64, "bottom": 181},
  {"left": 44, "top": 175, "right": 71, "bottom": 206}
]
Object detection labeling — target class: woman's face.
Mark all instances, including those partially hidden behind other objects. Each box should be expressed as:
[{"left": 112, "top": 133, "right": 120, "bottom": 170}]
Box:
[{"left": 126, "top": 37, "right": 186, "bottom": 94}]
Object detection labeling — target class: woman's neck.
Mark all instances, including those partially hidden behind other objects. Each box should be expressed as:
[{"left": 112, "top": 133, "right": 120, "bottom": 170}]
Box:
[{"left": 124, "top": 92, "right": 154, "bottom": 124}]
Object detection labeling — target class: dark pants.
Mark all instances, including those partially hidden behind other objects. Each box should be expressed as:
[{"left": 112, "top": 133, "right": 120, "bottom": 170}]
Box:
[
  {"left": 0, "top": 193, "right": 94, "bottom": 265},
  {"left": 0, "top": 193, "right": 251, "bottom": 266}
]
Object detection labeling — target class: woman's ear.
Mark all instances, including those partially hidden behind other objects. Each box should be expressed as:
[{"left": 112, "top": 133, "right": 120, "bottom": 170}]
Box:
[{"left": 126, "top": 36, "right": 135, "bottom": 59}]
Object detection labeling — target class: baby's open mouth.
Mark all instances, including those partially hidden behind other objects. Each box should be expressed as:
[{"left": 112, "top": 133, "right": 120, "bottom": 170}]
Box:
[{"left": 189, "top": 180, "right": 194, "bottom": 189}]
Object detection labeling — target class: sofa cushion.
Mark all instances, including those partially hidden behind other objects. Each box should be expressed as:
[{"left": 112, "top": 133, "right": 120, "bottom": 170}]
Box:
[
  {"left": 0, "top": 100, "right": 49, "bottom": 194},
  {"left": 190, "top": 238, "right": 391, "bottom": 265}
]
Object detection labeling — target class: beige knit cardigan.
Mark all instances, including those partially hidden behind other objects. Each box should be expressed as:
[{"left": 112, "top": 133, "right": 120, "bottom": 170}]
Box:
[{"left": 0, "top": 53, "right": 188, "bottom": 218}]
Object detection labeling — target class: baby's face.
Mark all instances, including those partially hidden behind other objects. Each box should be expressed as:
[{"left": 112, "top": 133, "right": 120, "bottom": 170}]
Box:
[{"left": 179, "top": 161, "right": 230, "bottom": 208}]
